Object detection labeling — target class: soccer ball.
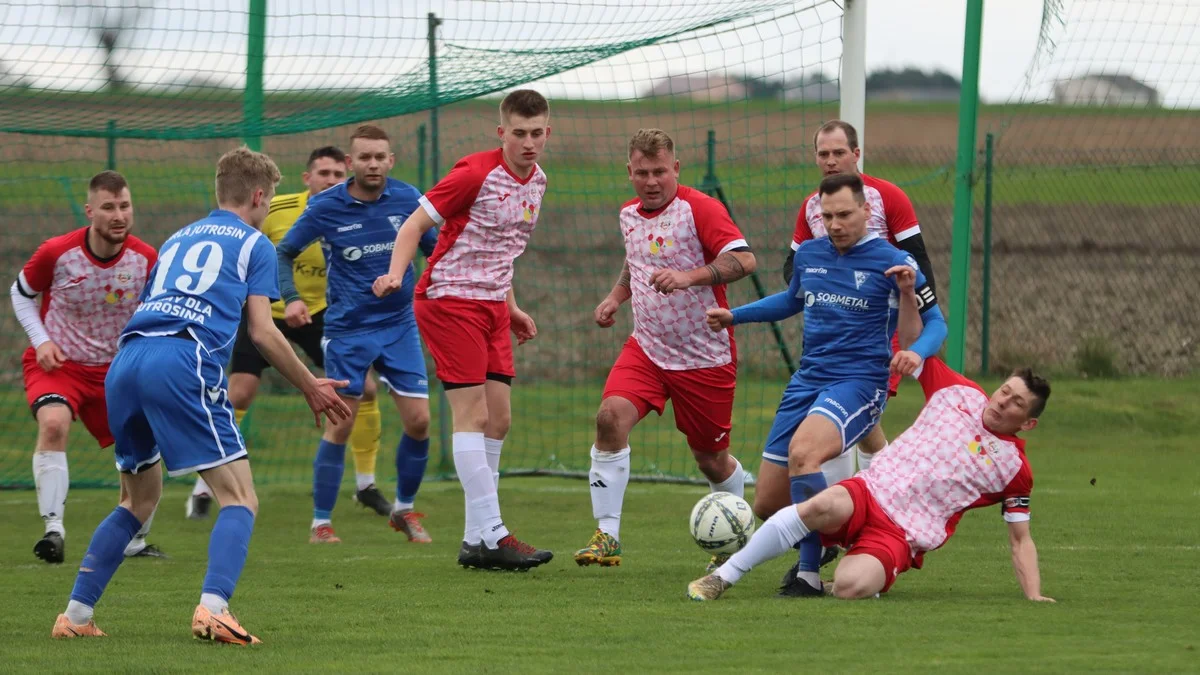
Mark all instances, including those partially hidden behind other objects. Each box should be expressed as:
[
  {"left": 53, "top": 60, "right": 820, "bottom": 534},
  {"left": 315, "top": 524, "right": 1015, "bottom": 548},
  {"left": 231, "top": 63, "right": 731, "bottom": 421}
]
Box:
[{"left": 688, "top": 492, "right": 755, "bottom": 555}]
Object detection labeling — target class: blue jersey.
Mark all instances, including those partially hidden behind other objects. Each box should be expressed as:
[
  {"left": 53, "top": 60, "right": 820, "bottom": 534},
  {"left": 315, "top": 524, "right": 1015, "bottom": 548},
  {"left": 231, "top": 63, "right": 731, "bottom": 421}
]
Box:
[
  {"left": 733, "top": 233, "right": 939, "bottom": 385},
  {"left": 121, "top": 209, "right": 279, "bottom": 364},
  {"left": 277, "top": 177, "right": 437, "bottom": 336}
]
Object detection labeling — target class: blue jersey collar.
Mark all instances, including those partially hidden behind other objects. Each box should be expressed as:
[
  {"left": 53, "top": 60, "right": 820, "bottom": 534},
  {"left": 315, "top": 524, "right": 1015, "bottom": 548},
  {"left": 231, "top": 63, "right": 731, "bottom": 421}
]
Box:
[
  {"left": 206, "top": 209, "right": 250, "bottom": 226},
  {"left": 338, "top": 177, "right": 394, "bottom": 205}
]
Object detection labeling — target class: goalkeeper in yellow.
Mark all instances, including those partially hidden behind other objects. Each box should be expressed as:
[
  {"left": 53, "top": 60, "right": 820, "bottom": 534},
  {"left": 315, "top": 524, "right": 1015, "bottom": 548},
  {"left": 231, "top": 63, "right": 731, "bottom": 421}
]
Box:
[{"left": 187, "top": 146, "right": 392, "bottom": 518}]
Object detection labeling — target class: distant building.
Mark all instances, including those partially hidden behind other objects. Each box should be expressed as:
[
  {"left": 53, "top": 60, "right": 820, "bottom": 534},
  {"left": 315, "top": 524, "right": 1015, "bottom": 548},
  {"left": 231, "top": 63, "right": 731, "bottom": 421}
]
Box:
[
  {"left": 1053, "top": 73, "right": 1159, "bottom": 107},
  {"left": 868, "top": 88, "right": 959, "bottom": 103},
  {"left": 645, "top": 75, "right": 748, "bottom": 101},
  {"left": 782, "top": 81, "right": 840, "bottom": 103}
]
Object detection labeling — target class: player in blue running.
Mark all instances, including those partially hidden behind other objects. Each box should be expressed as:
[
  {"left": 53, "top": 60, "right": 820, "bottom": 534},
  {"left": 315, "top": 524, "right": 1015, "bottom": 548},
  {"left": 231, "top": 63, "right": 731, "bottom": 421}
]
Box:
[
  {"left": 50, "top": 147, "right": 350, "bottom": 643},
  {"left": 277, "top": 124, "right": 440, "bottom": 545},
  {"left": 705, "top": 172, "right": 947, "bottom": 598}
]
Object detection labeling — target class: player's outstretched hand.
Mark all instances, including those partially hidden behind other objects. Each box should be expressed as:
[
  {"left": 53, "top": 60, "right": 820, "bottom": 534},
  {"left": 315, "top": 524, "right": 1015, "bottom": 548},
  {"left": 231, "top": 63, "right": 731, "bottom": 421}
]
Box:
[
  {"left": 372, "top": 274, "right": 402, "bottom": 298},
  {"left": 511, "top": 308, "right": 537, "bottom": 345},
  {"left": 1027, "top": 595, "right": 1056, "bottom": 603},
  {"left": 885, "top": 264, "right": 916, "bottom": 293},
  {"left": 649, "top": 268, "right": 690, "bottom": 294},
  {"left": 284, "top": 300, "right": 312, "bottom": 328},
  {"left": 890, "top": 349, "right": 922, "bottom": 376},
  {"left": 36, "top": 341, "right": 67, "bottom": 372},
  {"left": 594, "top": 296, "right": 621, "bottom": 328},
  {"left": 303, "top": 378, "right": 352, "bottom": 428},
  {"left": 705, "top": 307, "right": 734, "bottom": 332}
]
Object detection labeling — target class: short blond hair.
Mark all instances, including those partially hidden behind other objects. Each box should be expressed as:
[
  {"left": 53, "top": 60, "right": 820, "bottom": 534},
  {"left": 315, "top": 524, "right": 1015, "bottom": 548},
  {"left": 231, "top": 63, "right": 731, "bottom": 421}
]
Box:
[
  {"left": 215, "top": 146, "right": 282, "bottom": 206},
  {"left": 628, "top": 128, "right": 675, "bottom": 160}
]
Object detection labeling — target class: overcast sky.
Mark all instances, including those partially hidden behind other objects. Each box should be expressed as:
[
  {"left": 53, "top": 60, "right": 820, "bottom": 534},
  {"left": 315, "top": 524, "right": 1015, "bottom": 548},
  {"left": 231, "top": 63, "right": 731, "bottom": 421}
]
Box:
[{"left": 0, "top": 0, "right": 1195, "bottom": 106}]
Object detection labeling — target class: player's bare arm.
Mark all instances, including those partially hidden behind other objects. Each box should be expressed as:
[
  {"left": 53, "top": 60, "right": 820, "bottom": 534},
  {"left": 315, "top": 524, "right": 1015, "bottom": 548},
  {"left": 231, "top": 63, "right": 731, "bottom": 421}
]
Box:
[
  {"left": 647, "top": 249, "right": 757, "bottom": 294},
  {"left": 245, "top": 295, "right": 351, "bottom": 426},
  {"left": 507, "top": 287, "right": 537, "bottom": 344},
  {"left": 283, "top": 299, "right": 313, "bottom": 328},
  {"left": 595, "top": 261, "right": 632, "bottom": 327},
  {"left": 1008, "top": 519, "right": 1054, "bottom": 602},
  {"left": 886, "top": 264, "right": 923, "bottom": 376},
  {"left": 373, "top": 208, "right": 437, "bottom": 297}
]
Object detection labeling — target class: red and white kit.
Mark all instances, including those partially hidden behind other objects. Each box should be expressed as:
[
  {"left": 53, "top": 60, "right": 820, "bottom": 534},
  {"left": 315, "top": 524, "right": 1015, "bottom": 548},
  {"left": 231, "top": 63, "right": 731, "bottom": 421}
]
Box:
[
  {"left": 15, "top": 227, "right": 156, "bottom": 445},
  {"left": 603, "top": 185, "right": 748, "bottom": 452},
  {"left": 792, "top": 173, "right": 921, "bottom": 396},
  {"left": 823, "top": 357, "right": 1034, "bottom": 591},
  {"left": 414, "top": 148, "right": 547, "bottom": 384}
]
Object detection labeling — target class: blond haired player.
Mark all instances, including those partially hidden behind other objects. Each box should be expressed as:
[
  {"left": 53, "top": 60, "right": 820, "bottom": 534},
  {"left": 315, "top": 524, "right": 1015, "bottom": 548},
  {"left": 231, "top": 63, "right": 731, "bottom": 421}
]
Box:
[{"left": 188, "top": 146, "right": 394, "bottom": 519}]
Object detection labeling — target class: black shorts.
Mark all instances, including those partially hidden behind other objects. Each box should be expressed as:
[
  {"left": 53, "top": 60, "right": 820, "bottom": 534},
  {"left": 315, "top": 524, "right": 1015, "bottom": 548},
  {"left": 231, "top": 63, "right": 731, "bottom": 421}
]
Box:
[{"left": 228, "top": 307, "right": 326, "bottom": 377}]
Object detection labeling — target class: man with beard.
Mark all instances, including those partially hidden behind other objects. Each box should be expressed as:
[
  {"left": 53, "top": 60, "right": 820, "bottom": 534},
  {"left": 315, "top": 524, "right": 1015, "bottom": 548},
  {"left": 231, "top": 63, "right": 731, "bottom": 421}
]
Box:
[{"left": 10, "top": 171, "right": 164, "bottom": 564}]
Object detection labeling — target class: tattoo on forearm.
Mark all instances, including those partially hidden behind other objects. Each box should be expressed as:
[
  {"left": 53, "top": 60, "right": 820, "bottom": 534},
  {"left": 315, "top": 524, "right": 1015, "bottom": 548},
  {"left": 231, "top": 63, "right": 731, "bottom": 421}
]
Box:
[
  {"left": 617, "top": 264, "right": 631, "bottom": 289},
  {"left": 703, "top": 252, "right": 748, "bottom": 285}
]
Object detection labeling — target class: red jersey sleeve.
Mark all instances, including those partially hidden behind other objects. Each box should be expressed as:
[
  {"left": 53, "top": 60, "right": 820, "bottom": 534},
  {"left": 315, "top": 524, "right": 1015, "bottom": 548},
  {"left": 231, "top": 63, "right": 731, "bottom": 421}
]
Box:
[
  {"left": 1000, "top": 461, "right": 1033, "bottom": 523},
  {"left": 19, "top": 234, "right": 72, "bottom": 295},
  {"left": 878, "top": 180, "right": 921, "bottom": 242},
  {"left": 419, "top": 154, "right": 487, "bottom": 225},
  {"left": 686, "top": 189, "right": 747, "bottom": 261},
  {"left": 792, "top": 195, "right": 815, "bottom": 248},
  {"left": 915, "top": 356, "right": 985, "bottom": 401}
]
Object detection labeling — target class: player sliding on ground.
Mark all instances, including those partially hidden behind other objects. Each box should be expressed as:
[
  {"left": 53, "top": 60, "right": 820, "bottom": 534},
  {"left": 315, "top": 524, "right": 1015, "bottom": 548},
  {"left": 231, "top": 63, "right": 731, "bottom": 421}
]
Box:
[
  {"left": 279, "top": 125, "right": 439, "bottom": 545},
  {"left": 706, "top": 172, "right": 947, "bottom": 597},
  {"left": 51, "top": 147, "right": 350, "bottom": 643},
  {"left": 189, "top": 145, "right": 397, "bottom": 520},
  {"left": 12, "top": 171, "right": 165, "bottom": 564},
  {"left": 574, "top": 128, "right": 757, "bottom": 571},
  {"left": 375, "top": 89, "right": 553, "bottom": 571},
  {"left": 687, "top": 357, "right": 1054, "bottom": 602}
]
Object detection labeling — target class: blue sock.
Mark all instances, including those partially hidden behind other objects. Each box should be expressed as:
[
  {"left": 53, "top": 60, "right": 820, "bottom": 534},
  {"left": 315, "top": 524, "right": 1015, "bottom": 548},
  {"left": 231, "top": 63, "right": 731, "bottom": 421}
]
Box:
[
  {"left": 313, "top": 440, "right": 346, "bottom": 520},
  {"left": 395, "top": 434, "right": 430, "bottom": 505},
  {"left": 201, "top": 506, "right": 256, "bottom": 603},
  {"left": 789, "top": 472, "right": 828, "bottom": 573},
  {"left": 69, "top": 507, "right": 142, "bottom": 608}
]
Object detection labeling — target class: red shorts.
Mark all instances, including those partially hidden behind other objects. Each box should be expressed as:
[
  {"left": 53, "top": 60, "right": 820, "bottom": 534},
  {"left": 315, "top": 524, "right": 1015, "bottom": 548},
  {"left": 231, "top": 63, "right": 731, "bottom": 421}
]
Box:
[
  {"left": 22, "top": 348, "right": 114, "bottom": 447},
  {"left": 888, "top": 333, "right": 902, "bottom": 397},
  {"left": 820, "top": 477, "right": 913, "bottom": 593},
  {"left": 602, "top": 337, "right": 735, "bottom": 452},
  {"left": 414, "top": 296, "right": 515, "bottom": 385}
]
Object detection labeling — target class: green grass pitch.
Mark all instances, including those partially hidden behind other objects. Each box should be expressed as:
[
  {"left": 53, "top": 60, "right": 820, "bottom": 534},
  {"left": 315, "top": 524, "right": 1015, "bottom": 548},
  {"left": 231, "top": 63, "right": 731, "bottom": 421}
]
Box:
[{"left": 2, "top": 376, "right": 1199, "bottom": 671}]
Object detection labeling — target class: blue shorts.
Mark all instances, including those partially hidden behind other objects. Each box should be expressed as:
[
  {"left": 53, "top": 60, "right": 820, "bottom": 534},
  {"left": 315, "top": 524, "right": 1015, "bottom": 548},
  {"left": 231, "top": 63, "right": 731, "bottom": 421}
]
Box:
[
  {"left": 761, "top": 372, "right": 887, "bottom": 467},
  {"left": 322, "top": 319, "right": 428, "bottom": 399},
  {"left": 106, "top": 335, "right": 247, "bottom": 477}
]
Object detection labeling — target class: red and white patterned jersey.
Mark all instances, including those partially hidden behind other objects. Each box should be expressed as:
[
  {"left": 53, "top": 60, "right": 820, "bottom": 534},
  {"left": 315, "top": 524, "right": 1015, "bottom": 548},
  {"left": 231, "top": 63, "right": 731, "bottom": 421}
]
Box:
[
  {"left": 862, "top": 357, "right": 1033, "bottom": 558},
  {"left": 621, "top": 185, "right": 748, "bottom": 371},
  {"left": 792, "top": 173, "right": 921, "bottom": 249},
  {"left": 16, "top": 227, "right": 156, "bottom": 366},
  {"left": 415, "top": 148, "right": 547, "bottom": 302}
]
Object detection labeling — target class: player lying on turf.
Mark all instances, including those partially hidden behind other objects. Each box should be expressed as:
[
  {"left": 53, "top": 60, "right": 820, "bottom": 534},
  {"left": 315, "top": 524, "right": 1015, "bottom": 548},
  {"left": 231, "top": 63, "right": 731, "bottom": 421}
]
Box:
[
  {"left": 279, "top": 125, "right": 440, "bottom": 545},
  {"left": 574, "top": 128, "right": 757, "bottom": 571},
  {"left": 189, "top": 145, "right": 396, "bottom": 520},
  {"left": 374, "top": 89, "right": 553, "bottom": 571},
  {"left": 687, "top": 356, "right": 1054, "bottom": 602},
  {"left": 51, "top": 147, "right": 349, "bottom": 643},
  {"left": 705, "top": 172, "right": 947, "bottom": 597},
  {"left": 11, "top": 170, "right": 166, "bottom": 564}
]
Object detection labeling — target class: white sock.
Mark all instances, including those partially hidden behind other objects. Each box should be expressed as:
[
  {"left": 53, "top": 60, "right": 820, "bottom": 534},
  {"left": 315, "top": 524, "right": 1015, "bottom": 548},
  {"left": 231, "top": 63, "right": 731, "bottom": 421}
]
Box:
[
  {"left": 716, "top": 506, "right": 809, "bottom": 585},
  {"left": 454, "top": 432, "right": 507, "bottom": 547},
  {"left": 123, "top": 508, "right": 155, "bottom": 555},
  {"left": 589, "top": 446, "right": 631, "bottom": 540},
  {"left": 857, "top": 445, "right": 879, "bottom": 473},
  {"left": 356, "top": 473, "right": 376, "bottom": 491},
  {"left": 707, "top": 457, "right": 745, "bottom": 498},
  {"left": 192, "top": 477, "right": 210, "bottom": 497},
  {"left": 485, "top": 437, "right": 504, "bottom": 490},
  {"left": 200, "top": 592, "right": 228, "bottom": 614},
  {"left": 393, "top": 499, "right": 414, "bottom": 512},
  {"left": 311, "top": 518, "right": 331, "bottom": 528},
  {"left": 34, "top": 450, "right": 68, "bottom": 536},
  {"left": 64, "top": 599, "right": 93, "bottom": 625},
  {"left": 820, "top": 449, "right": 855, "bottom": 486}
]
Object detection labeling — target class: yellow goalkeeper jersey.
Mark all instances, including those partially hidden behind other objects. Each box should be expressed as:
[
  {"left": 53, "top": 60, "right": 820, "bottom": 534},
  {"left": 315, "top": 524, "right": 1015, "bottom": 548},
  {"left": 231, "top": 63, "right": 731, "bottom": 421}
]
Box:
[{"left": 262, "top": 190, "right": 327, "bottom": 320}]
